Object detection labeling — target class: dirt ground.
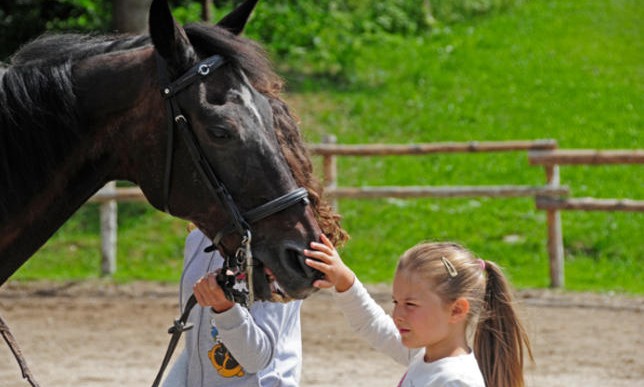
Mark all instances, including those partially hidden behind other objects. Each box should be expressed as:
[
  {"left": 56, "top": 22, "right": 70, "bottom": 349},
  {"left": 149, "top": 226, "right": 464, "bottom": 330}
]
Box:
[{"left": 0, "top": 280, "right": 642, "bottom": 387}]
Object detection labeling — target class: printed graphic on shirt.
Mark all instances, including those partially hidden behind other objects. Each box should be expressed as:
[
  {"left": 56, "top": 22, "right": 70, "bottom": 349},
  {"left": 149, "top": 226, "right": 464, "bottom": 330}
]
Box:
[
  {"left": 209, "top": 322, "right": 245, "bottom": 378},
  {"left": 208, "top": 343, "right": 245, "bottom": 378}
]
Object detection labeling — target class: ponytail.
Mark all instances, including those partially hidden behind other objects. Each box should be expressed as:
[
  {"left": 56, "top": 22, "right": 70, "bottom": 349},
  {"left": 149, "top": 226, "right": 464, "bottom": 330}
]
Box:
[{"left": 474, "top": 260, "right": 533, "bottom": 387}]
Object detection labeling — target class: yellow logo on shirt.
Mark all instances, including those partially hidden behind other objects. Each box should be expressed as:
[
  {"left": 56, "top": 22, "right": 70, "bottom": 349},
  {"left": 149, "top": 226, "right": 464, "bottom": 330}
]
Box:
[{"left": 208, "top": 343, "right": 245, "bottom": 378}]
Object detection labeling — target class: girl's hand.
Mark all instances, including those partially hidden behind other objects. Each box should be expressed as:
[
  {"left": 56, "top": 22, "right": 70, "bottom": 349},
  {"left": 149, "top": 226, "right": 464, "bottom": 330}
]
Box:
[
  {"left": 193, "top": 272, "right": 235, "bottom": 313},
  {"left": 304, "top": 234, "right": 355, "bottom": 293}
]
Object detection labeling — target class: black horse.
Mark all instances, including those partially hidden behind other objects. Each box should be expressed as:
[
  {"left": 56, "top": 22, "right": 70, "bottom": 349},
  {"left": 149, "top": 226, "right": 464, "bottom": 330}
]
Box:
[{"left": 0, "top": 0, "right": 347, "bottom": 301}]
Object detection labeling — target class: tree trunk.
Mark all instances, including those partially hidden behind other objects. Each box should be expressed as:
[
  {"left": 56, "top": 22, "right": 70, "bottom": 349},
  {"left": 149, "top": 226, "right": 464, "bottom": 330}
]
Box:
[
  {"left": 113, "top": 0, "right": 153, "bottom": 34},
  {"left": 202, "top": 0, "right": 213, "bottom": 22}
]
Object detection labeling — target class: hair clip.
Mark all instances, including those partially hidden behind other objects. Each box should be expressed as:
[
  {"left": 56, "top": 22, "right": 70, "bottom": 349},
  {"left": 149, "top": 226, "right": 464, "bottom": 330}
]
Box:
[{"left": 441, "top": 256, "right": 458, "bottom": 278}]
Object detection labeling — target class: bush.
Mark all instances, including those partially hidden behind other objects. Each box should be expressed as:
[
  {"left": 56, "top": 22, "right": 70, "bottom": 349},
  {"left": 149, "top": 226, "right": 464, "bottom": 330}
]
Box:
[
  {"left": 0, "top": 0, "right": 111, "bottom": 61},
  {"left": 227, "top": 0, "right": 517, "bottom": 80}
]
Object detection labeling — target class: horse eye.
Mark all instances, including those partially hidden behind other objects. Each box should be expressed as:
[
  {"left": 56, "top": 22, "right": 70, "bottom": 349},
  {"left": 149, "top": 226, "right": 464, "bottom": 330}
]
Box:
[{"left": 209, "top": 126, "right": 232, "bottom": 141}]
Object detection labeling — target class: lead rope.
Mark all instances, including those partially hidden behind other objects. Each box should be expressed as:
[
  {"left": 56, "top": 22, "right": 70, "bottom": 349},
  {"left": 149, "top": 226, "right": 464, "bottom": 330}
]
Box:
[
  {"left": 0, "top": 315, "right": 40, "bottom": 387},
  {"left": 151, "top": 294, "right": 197, "bottom": 387}
]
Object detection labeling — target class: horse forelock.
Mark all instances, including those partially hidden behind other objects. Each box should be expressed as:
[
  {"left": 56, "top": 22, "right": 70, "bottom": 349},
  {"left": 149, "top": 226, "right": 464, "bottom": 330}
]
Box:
[{"left": 184, "top": 23, "right": 283, "bottom": 96}]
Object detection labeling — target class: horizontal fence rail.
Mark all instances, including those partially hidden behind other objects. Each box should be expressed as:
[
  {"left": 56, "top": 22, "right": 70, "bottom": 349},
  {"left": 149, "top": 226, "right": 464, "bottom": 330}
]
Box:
[
  {"left": 529, "top": 149, "right": 644, "bottom": 212},
  {"left": 326, "top": 185, "right": 569, "bottom": 199},
  {"left": 536, "top": 197, "right": 644, "bottom": 212},
  {"left": 308, "top": 139, "right": 557, "bottom": 156},
  {"left": 90, "top": 138, "right": 642, "bottom": 289},
  {"left": 529, "top": 149, "right": 644, "bottom": 166}
]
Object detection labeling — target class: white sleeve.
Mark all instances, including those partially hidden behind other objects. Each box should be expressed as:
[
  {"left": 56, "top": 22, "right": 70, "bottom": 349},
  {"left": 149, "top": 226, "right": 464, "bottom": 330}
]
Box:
[
  {"left": 210, "top": 294, "right": 300, "bottom": 374},
  {"left": 333, "top": 278, "right": 417, "bottom": 365},
  {"left": 160, "top": 348, "right": 188, "bottom": 387}
]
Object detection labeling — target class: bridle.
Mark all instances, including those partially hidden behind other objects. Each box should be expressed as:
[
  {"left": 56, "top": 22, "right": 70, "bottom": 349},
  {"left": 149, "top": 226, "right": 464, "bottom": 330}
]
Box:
[
  {"left": 156, "top": 52, "right": 310, "bottom": 301},
  {"left": 151, "top": 53, "right": 310, "bottom": 386}
]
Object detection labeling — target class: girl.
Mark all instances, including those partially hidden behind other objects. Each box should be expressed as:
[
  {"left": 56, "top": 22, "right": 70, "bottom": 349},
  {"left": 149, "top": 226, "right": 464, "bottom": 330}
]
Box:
[{"left": 304, "top": 235, "right": 533, "bottom": 387}]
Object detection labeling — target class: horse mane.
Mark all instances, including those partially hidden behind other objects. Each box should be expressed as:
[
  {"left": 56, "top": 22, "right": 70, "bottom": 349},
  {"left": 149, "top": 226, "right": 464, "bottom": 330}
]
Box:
[
  {"left": 184, "top": 23, "right": 348, "bottom": 245},
  {"left": 268, "top": 97, "right": 349, "bottom": 247},
  {"left": 0, "top": 33, "right": 149, "bottom": 221}
]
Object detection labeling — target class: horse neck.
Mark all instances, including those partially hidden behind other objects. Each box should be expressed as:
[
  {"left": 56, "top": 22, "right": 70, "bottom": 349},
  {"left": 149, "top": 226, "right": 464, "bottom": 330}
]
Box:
[
  {"left": 0, "top": 47, "right": 156, "bottom": 285},
  {"left": 0, "top": 151, "right": 117, "bottom": 285}
]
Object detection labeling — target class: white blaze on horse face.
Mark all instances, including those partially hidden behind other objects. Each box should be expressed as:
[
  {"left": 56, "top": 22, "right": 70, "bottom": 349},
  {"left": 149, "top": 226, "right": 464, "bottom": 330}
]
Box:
[{"left": 231, "top": 73, "right": 264, "bottom": 129}]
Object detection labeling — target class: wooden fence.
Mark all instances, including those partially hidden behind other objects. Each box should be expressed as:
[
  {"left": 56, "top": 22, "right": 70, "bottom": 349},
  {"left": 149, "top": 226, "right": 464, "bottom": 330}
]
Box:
[
  {"left": 309, "top": 137, "right": 564, "bottom": 202},
  {"left": 90, "top": 138, "right": 643, "bottom": 288},
  {"left": 527, "top": 149, "right": 644, "bottom": 287}
]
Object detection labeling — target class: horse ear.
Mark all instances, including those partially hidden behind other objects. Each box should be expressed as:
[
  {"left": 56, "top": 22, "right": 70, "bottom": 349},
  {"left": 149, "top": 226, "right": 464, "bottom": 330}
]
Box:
[
  {"left": 149, "top": 0, "right": 195, "bottom": 73},
  {"left": 216, "top": 0, "right": 259, "bottom": 35}
]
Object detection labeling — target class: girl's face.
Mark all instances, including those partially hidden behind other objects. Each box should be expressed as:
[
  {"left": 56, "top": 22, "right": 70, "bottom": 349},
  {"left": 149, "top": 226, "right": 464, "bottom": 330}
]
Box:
[{"left": 392, "top": 270, "right": 453, "bottom": 350}]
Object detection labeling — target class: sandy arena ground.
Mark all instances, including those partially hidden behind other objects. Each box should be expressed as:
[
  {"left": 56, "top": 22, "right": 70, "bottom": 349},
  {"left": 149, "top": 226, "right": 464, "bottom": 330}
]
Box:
[{"left": 0, "top": 280, "right": 642, "bottom": 387}]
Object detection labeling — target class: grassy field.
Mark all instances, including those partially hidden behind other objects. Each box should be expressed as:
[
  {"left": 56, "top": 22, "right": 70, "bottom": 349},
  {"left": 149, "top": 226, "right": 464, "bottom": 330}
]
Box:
[{"left": 12, "top": 0, "right": 642, "bottom": 294}]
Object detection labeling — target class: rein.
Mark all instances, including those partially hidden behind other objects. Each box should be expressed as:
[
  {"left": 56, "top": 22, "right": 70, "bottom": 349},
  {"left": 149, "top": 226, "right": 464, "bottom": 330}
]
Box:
[{"left": 151, "top": 53, "right": 310, "bottom": 386}]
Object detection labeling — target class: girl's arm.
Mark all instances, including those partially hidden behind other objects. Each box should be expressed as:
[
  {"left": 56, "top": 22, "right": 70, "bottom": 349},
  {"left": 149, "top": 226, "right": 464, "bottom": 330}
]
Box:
[{"left": 305, "top": 235, "right": 416, "bottom": 365}]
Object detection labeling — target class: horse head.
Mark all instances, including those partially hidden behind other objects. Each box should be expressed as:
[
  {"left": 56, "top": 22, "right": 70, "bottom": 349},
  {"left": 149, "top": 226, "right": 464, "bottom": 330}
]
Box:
[{"left": 140, "top": 0, "right": 344, "bottom": 301}]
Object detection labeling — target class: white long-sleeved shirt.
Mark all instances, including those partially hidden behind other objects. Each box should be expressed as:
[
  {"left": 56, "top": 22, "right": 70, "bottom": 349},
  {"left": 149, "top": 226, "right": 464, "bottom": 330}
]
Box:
[
  {"left": 333, "top": 279, "right": 485, "bottom": 387},
  {"left": 162, "top": 230, "right": 302, "bottom": 387}
]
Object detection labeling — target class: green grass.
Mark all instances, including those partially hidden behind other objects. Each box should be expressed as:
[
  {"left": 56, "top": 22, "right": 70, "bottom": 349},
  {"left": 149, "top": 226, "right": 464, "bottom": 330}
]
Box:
[
  {"left": 11, "top": 0, "right": 643, "bottom": 294},
  {"left": 288, "top": 0, "right": 643, "bottom": 294}
]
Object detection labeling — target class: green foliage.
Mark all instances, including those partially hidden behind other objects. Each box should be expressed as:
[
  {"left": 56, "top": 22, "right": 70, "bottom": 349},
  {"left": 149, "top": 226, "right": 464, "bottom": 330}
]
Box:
[
  {"left": 170, "top": 0, "right": 206, "bottom": 23},
  {"left": 237, "top": 0, "right": 515, "bottom": 78},
  {"left": 44, "top": 0, "right": 110, "bottom": 32},
  {"left": 0, "top": 0, "right": 112, "bottom": 60},
  {"left": 430, "top": 0, "right": 518, "bottom": 22}
]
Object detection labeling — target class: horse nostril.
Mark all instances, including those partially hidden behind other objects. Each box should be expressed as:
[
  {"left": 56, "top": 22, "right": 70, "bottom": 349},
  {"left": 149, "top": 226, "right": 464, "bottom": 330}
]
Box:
[{"left": 286, "top": 248, "right": 316, "bottom": 278}]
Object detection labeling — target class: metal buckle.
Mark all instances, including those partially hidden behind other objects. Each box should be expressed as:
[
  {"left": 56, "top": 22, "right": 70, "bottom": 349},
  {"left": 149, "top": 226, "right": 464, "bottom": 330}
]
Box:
[{"left": 198, "top": 64, "right": 210, "bottom": 76}]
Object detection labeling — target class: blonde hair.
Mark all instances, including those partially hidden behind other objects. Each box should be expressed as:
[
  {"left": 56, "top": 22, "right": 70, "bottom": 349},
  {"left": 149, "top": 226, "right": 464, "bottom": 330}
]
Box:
[{"left": 396, "top": 242, "right": 533, "bottom": 387}]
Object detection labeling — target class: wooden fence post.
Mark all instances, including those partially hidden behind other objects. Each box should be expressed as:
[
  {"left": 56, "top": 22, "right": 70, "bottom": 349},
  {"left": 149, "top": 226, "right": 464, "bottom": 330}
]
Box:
[
  {"left": 99, "top": 182, "right": 117, "bottom": 276},
  {"left": 544, "top": 165, "right": 564, "bottom": 288},
  {"left": 322, "top": 134, "right": 338, "bottom": 210}
]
